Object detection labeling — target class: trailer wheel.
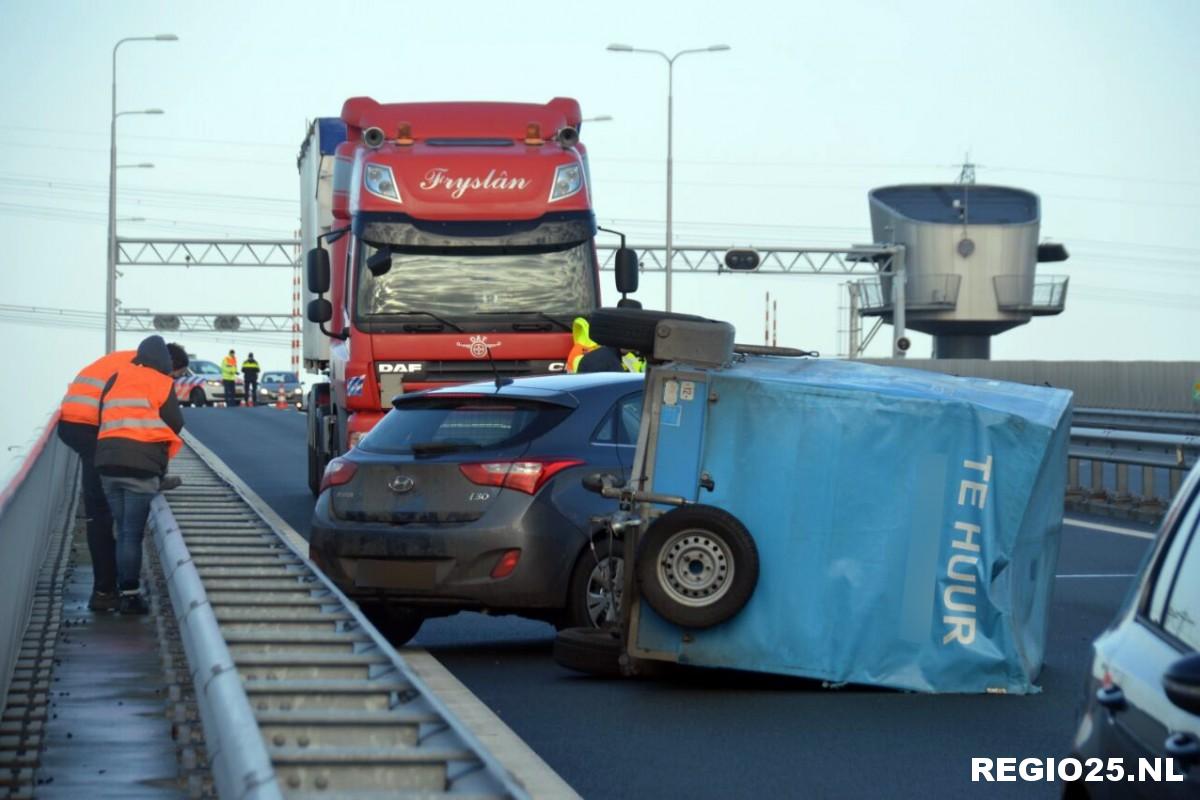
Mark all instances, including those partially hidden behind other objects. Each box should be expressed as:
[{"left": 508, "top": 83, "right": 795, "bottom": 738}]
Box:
[
  {"left": 588, "top": 308, "right": 710, "bottom": 354},
  {"left": 636, "top": 505, "right": 758, "bottom": 629},
  {"left": 553, "top": 626, "right": 624, "bottom": 677}
]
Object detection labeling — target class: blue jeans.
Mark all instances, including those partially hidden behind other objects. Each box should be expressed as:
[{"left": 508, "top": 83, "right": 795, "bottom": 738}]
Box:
[
  {"left": 100, "top": 480, "right": 155, "bottom": 592},
  {"left": 222, "top": 379, "right": 237, "bottom": 407}
]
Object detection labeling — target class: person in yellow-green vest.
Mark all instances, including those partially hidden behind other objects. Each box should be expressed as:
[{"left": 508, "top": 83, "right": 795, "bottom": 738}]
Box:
[
  {"left": 220, "top": 349, "right": 238, "bottom": 407},
  {"left": 566, "top": 317, "right": 600, "bottom": 373}
]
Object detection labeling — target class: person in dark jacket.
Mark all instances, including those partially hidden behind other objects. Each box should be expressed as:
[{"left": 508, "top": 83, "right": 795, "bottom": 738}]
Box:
[
  {"left": 58, "top": 340, "right": 188, "bottom": 611},
  {"left": 94, "top": 335, "right": 186, "bottom": 614},
  {"left": 242, "top": 352, "right": 261, "bottom": 406}
]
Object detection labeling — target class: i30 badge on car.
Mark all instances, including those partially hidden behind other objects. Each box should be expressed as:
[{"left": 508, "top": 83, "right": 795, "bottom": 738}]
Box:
[{"left": 388, "top": 475, "right": 415, "bottom": 494}]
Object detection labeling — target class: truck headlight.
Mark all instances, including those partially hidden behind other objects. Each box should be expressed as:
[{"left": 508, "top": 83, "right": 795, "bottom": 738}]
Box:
[
  {"left": 364, "top": 164, "right": 401, "bottom": 203},
  {"left": 549, "top": 163, "right": 583, "bottom": 202}
]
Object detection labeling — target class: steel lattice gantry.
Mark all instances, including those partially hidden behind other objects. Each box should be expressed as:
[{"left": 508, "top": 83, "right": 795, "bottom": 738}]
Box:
[{"left": 115, "top": 238, "right": 911, "bottom": 355}]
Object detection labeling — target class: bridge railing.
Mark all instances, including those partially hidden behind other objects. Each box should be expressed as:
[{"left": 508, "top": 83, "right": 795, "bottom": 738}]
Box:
[
  {"left": 0, "top": 413, "right": 76, "bottom": 710},
  {"left": 1066, "top": 409, "right": 1199, "bottom": 521}
]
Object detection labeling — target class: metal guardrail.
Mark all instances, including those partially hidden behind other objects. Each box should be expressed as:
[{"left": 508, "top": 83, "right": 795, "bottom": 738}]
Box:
[
  {"left": 1070, "top": 428, "right": 1198, "bottom": 471},
  {"left": 1067, "top": 411, "right": 1199, "bottom": 520},
  {"left": 150, "top": 494, "right": 278, "bottom": 799},
  {"left": 153, "top": 444, "right": 527, "bottom": 798},
  {"left": 1073, "top": 407, "right": 1200, "bottom": 437}
]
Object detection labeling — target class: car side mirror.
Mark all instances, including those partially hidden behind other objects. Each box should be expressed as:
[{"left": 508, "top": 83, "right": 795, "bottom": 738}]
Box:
[
  {"left": 307, "top": 247, "right": 331, "bottom": 294},
  {"left": 1164, "top": 653, "right": 1200, "bottom": 715},
  {"left": 307, "top": 298, "right": 333, "bottom": 324},
  {"left": 614, "top": 248, "right": 639, "bottom": 295},
  {"left": 367, "top": 248, "right": 393, "bottom": 277}
]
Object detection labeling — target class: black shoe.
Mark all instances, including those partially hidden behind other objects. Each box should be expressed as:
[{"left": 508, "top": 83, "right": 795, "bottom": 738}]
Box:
[
  {"left": 160, "top": 475, "right": 183, "bottom": 491},
  {"left": 88, "top": 590, "right": 119, "bottom": 612},
  {"left": 118, "top": 593, "right": 150, "bottom": 615}
]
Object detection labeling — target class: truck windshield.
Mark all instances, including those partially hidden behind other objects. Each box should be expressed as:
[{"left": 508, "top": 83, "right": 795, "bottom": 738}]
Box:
[{"left": 356, "top": 240, "right": 597, "bottom": 318}]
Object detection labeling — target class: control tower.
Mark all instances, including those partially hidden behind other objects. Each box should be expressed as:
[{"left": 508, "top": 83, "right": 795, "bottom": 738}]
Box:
[{"left": 857, "top": 184, "right": 1069, "bottom": 359}]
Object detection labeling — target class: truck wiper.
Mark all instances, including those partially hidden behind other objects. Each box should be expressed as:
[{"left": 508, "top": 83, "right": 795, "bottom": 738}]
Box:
[
  {"left": 410, "top": 441, "right": 483, "bottom": 456},
  {"left": 396, "top": 310, "right": 464, "bottom": 333},
  {"left": 475, "top": 311, "right": 572, "bottom": 332}
]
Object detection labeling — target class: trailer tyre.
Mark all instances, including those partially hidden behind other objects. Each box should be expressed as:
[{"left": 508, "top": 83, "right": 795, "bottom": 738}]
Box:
[
  {"left": 553, "top": 626, "right": 624, "bottom": 677},
  {"left": 588, "top": 308, "right": 710, "bottom": 355},
  {"left": 636, "top": 505, "right": 758, "bottom": 629}
]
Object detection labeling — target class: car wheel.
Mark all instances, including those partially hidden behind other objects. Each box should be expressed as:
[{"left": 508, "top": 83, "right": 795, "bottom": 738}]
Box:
[
  {"left": 588, "top": 307, "right": 710, "bottom": 354},
  {"left": 635, "top": 505, "right": 759, "bottom": 629},
  {"left": 565, "top": 536, "right": 623, "bottom": 629},
  {"left": 189, "top": 388, "right": 207, "bottom": 408},
  {"left": 553, "top": 626, "right": 624, "bottom": 677},
  {"left": 360, "top": 603, "right": 424, "bottom": 646}
]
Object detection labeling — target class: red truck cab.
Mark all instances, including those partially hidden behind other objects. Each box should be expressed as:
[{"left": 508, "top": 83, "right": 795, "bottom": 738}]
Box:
[{"left": 299, "top": 97, "right": 636, "bottom": 493}]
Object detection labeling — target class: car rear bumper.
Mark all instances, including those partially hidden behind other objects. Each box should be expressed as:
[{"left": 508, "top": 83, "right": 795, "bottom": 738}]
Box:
[{"left": 308, "top": 492, "right": 581, "bottom": 614}]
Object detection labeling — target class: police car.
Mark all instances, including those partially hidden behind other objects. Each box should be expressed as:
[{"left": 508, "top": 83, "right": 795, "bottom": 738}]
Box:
[{"left": 174, "top": 359, "right": 244, "bottom": 407}]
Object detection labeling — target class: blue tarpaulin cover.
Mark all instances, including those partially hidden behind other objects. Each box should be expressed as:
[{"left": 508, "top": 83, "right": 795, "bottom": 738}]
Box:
[{"left": 632, "top": 357, "right": 1072, "bottom": 694}]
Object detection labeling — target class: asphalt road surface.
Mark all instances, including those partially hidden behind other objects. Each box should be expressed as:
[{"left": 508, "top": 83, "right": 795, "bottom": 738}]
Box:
[{"left": 183, "top": 405, "right": 1155, "bottom": 799}]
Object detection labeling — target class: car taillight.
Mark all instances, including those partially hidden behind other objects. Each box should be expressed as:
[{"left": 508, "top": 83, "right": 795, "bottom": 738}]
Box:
[
  {"left": 459, "top": 459, "right": 584, "bottom": 495},
  {"left": 320, "top": 457, "right": 357, "bottom": 493}
]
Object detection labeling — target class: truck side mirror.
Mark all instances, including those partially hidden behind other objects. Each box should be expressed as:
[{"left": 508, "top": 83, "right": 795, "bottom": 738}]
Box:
[
  {"left": 307, "top": 248, "right": 331, "bottom": 294},
  {"left": 614, "top": 247, "right": 639, "bottom": 294},
  {"left": 307, "top": 298, "right": 333, "bottom": 324}
]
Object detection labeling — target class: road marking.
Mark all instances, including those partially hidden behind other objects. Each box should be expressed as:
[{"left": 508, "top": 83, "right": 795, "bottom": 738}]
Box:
[
  {"left": 180, "top": 431, "right": 579, "bottom": 798},
  {"left": 1055, "top": 573, "right": 1137, "bottom": 579},
  {"left": 1063, "top": 516, "right": 1156, "bottom": 540}
]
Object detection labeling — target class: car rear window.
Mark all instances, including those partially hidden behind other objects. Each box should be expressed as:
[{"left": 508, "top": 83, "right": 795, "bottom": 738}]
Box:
[{"left": 360, "top": 397, "right": 572, "bottom": 455}]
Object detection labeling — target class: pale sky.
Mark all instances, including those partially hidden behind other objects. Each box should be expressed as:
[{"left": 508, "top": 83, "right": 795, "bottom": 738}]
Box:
[{"left": 2, "top": 0, "right": 1198, "bottom": 469}]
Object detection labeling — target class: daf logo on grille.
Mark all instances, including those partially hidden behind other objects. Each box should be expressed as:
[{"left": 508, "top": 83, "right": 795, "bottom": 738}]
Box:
[{"left": 388, "top": 475, "right": 415, "bottom": 494}]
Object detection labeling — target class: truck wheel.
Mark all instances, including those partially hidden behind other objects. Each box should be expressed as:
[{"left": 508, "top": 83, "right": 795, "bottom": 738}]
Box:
[
  {"left": 189, "top": 388, "right": 207, "bottom": 408},
  {"left": 588, "top": 308, "right": 709, "bottom": 354},
  {"left": 307, "top": 443, "right": 325, "bottom": 497},
  {"left": 563, "top": 537, "right": 623, "bottom": 630},
  {"left": 553, "top": 626, "right": 624, "bottom": 677},
  {"left": 361, "top": 603, "right": 424, "bottom": 646},
  {"left": 635, "top": 505, "right": 758, "bottom": 629}
]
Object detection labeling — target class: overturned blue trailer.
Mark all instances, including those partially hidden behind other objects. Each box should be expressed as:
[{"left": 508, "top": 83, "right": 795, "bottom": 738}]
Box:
[{"left": 578, "top": 311, "right": 1073, "bottom": 694}]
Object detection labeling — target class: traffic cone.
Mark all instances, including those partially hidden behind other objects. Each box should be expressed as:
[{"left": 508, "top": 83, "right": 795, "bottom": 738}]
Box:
[{"left": 276, "top": 389, "right": 288, "bottom": 410}]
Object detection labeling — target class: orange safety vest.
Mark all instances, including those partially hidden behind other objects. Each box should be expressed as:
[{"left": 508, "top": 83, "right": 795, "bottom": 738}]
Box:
[
  {"left": 97, "top": 364, "right": 182, "bottom": 459},
  {"left": 60, "top": 350, "right": 136, "bottom": 426}
]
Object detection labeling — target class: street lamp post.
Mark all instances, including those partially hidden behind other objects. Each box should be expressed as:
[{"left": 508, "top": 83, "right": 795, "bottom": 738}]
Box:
[
  {"left": 107, "top": 33, "right": 176, "bottom": 353},
  {"left": 607, "top": 43, "right": 729, "bottom": 312}
]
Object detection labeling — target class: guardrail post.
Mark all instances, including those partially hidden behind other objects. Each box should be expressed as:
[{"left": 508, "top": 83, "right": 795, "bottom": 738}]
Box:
[
  {"left": 1089, "top": 460, "right": 1106, "bottom": 499},
  {"left": 1066, "top": 459, "right": 1083, "bottom": 500},
  {"left": 1114, "top": 463, "right": 1131, "bottom": 505}
]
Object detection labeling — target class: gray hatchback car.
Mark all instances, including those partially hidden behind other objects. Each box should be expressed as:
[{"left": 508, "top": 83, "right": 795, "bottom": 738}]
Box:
[{"left": 309, "top": 372, "right": 645, "bottom": 643}]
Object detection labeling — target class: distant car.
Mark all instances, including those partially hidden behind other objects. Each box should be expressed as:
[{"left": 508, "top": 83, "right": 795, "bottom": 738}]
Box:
[
  {"left": 257, "top": 371, "right": 304, "bottom": 408},
  {"left": 1067, "top": 462, "right": 1200, "bottom": 797},
  {"left": 176, "top": 359, "right": 244, "bottom": 406},
  {"left": 308, "top": 372, "right": 645, "bottom": 644}
]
